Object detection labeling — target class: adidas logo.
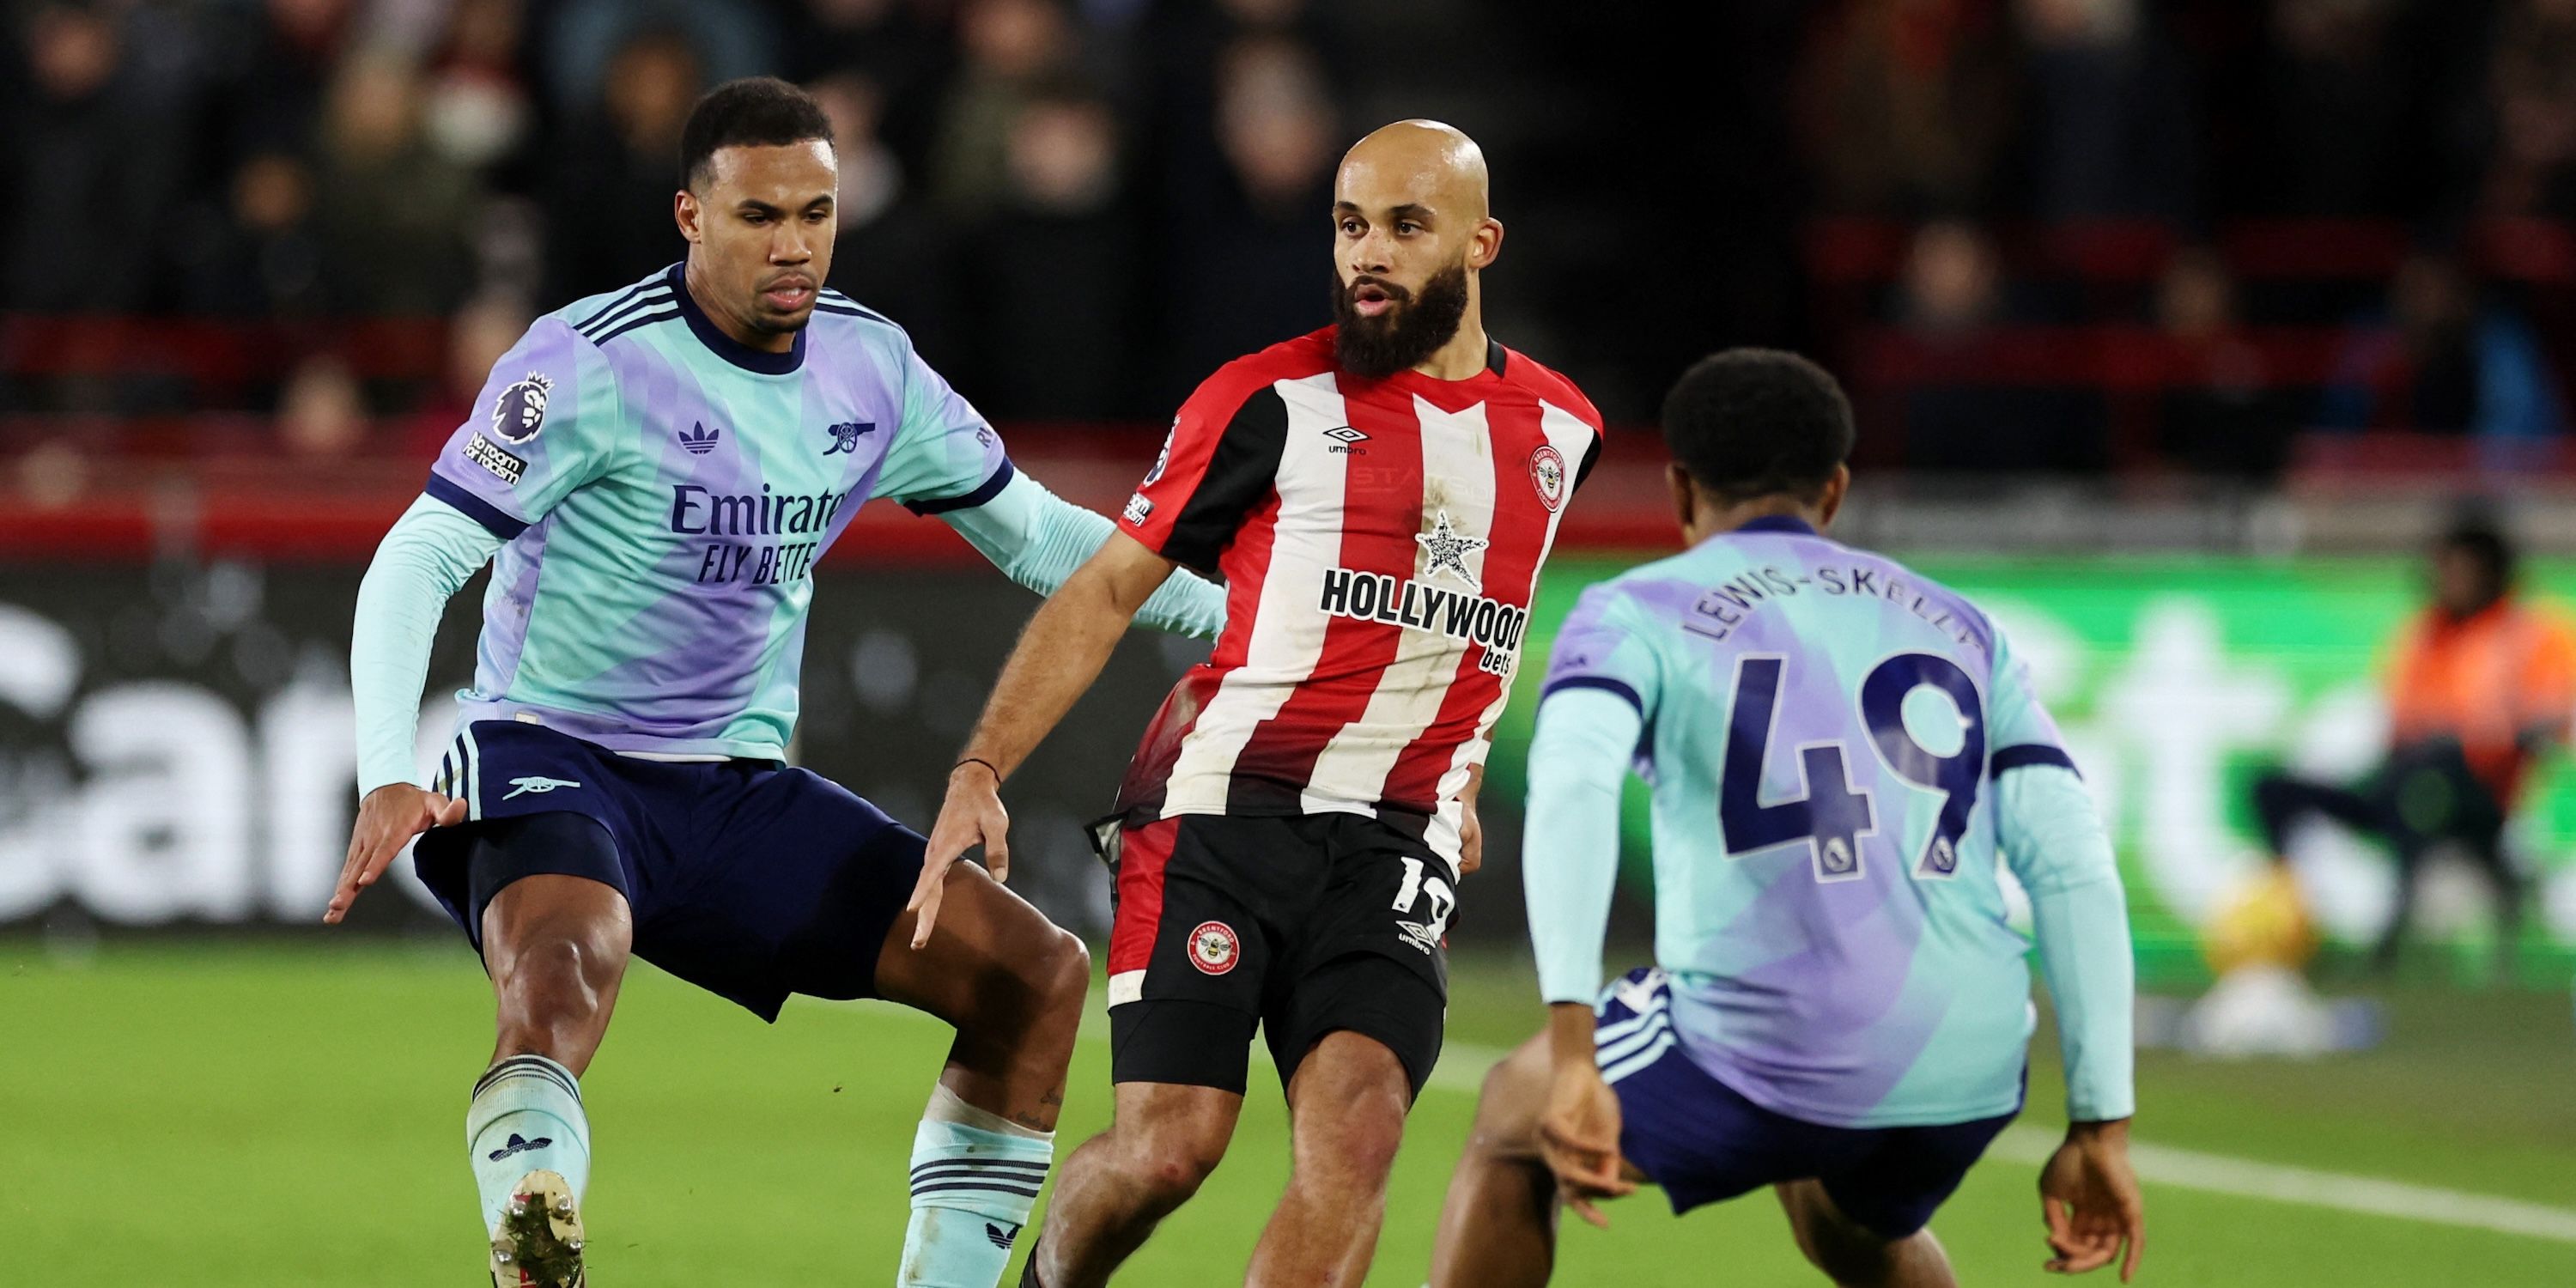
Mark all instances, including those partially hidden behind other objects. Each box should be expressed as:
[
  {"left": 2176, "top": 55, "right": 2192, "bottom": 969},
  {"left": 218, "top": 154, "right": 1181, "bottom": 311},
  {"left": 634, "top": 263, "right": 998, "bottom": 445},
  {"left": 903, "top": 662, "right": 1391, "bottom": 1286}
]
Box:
[
  {"left": 486, "top": 1133, "right": 552, "bottom": 1163},
  {"left": 986, "top": 1221, "right": 1020, "bottom": 1250},
  {"left": 678, "top": 422, "right": 720, "bottom": 455}
]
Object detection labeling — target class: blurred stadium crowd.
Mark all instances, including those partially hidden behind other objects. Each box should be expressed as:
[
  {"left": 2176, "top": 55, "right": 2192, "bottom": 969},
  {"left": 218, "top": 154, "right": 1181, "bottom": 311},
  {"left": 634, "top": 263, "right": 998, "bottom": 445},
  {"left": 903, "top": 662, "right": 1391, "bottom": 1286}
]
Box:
[{"left": 7, "top": 0, "right": 2576, "bottom": 479}]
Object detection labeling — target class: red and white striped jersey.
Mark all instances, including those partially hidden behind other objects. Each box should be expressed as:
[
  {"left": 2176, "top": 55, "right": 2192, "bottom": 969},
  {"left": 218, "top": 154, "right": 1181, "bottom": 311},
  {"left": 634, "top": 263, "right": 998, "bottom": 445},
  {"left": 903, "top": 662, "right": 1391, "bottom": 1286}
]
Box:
[{"left": 1113, "top": 327, "right": 1606, "bottom": 870}]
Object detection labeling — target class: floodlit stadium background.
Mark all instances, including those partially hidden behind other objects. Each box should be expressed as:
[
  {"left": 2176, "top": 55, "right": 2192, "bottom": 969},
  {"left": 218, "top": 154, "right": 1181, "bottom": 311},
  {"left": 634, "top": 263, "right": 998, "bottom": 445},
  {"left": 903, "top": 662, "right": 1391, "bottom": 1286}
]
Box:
[{"left": 5, "top": 1, "right": 2576, "bottom": 1285}]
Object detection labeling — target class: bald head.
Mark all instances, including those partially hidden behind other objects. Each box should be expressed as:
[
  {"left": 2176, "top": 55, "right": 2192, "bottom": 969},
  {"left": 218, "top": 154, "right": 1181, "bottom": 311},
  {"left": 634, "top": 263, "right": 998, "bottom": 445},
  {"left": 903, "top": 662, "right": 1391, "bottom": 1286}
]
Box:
[{"left": 1337, "top": 119, "right": 1490, "bottom": 222}]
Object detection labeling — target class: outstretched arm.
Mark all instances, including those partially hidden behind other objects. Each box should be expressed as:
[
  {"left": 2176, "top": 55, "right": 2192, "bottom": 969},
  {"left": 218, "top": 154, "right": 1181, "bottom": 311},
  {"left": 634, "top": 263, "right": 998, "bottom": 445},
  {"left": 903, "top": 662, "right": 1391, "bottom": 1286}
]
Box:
[
  {"left": 903, "top": 532, "right": 1180, "bottom": 946},
  {"left": 326, "top": 496, "right": 501, "bottom": 922},
  {"left": 1522, "top": 684, "right": 1646, "bottom": 1224},
  {"left": 939, "top": 468, "right": 1226, "bottom": 640},
  {"left": 1998, "top": 762, "right": 2144, "bottom": 1280}
]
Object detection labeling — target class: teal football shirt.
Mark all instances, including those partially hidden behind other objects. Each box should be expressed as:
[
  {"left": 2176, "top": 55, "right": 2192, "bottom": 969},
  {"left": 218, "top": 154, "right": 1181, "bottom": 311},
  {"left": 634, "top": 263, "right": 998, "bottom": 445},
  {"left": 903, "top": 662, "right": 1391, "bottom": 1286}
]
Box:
[
  {"left": 423, "top": 264, "right": 1009, "bottom": 759},
  {"left": 1532, "top": 515, "right": 2129, "bottom": 1127}
]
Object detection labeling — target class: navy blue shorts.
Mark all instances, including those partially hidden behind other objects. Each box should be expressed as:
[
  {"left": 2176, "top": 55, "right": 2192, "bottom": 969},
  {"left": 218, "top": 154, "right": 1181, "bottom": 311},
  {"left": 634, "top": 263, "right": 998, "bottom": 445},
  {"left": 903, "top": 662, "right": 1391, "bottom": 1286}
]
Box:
[
  {"left": 1596, "top": 969, "right": 2017, "bottom": 1241},
  {"left": 413, "top": 720, "right": 923, "bottom": 1022}
]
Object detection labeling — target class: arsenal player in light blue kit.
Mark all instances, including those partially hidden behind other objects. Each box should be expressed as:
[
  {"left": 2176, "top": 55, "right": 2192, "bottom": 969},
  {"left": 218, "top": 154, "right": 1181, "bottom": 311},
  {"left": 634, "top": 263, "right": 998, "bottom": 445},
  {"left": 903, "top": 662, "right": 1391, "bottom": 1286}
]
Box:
[
  {"left": 322, "top": 78, "right": 1224, "bottom": 1287},
  {"left": 1431, "top": 350, "right": 2145, "bottom": 1287}
]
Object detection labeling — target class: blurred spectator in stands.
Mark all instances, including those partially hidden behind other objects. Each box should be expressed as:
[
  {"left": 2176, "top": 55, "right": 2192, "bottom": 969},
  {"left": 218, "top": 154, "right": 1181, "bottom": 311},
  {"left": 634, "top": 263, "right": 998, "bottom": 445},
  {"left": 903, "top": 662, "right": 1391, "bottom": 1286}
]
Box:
[
  {"left": 15, "top": 438, "right": 89, "bottom": 509},
  {"left": 2478, "top": 0, "right": 2576, "bottom": 219},
  {"left": 313, "top": 51, "right": 479, "bottom": 314},
  {"left": 1891, "top": 221, "right": 2109, "bottom": 471},
  {"left": 782, "top": 0, "right": 951, "bottom": 171},
  {"left": 546, "top": 27, "right": 702, "bottom": 301},
  {"left": 2015, "top": 0, "right": 2196, "bottom": 223},
  {"left": 1898, "top": 221, "right": 2003, "bottom": 335},
  {"left": 2152, "top": 247, "right": 2293, "bottom": 477},
  {"left": 930, "top": 0, "right": 1078, "bottom": 216},
  {"left": 4, "top": 3, "right": 186, "bottom": 311},
  {"left": 404, "top": 293, "right": 531, "bottom": 459},
  {"left": 421, "top": 0, "right": 535, "bottom": 183},
  {"left": 210, "top": 0, "right": 357, "bottom": 159},
  {"left": 2319, "top": 253, "right": 2567, "bottom": 451},
  {"left": 544, "top": 0, "right": 775, "bottom": 116},
  {"left": 959, "top": 84, "right": 1138, "bottom": 418},
  {"left": 277, "top": 354, "right": 368, "bottom": 459},
  {"left": 2252, "top": 0, "right": 2421, "bottom": 217},
  {"left": 812, "top": 72, "right": 962, "bottom": 366},
  {"left": 1801, "top": 0, "right": 2015, "bottom": 217},
  {"left": 1133, "top": 0, "right": 1341, "bottom": 217},
  {"left": 1157, "top": 33, "right": 1336, "bottom": 404},
  {"left": 176, "top": 151, "right": 327, "bottom": 316}
]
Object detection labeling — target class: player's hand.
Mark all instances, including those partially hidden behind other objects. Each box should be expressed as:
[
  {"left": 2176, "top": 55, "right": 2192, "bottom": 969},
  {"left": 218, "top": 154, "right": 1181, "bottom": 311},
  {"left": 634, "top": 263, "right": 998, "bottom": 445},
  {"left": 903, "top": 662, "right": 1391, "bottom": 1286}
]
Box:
[
  {"left": 1537, "top": 1060, "right": 1634, "bottom": 1228},
  {"left": 2039, "top": 1119, "right": 2145, "bottom": 1280},
  {"left": 324, "top": 783, "right": 467, "bottom": 924},
  {"left": 908, "top": 760, "right": 1011, "bottom": 949}
]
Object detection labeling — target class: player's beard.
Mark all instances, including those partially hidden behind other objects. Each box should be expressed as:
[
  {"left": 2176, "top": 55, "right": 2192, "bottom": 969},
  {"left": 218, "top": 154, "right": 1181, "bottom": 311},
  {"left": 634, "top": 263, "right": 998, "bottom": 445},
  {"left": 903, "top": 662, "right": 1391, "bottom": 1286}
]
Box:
[{"left": 1332, "top": 260, "right": 1470, "bottom": 380}]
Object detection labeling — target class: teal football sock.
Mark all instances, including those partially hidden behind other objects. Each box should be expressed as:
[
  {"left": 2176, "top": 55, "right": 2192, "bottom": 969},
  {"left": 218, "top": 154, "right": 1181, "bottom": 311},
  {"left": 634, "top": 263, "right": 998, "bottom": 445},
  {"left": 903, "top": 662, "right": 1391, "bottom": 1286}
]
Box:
[
  {"left": 466, "top": 1054, "right": 592, "bottom": 1233},
  {"left": 899, "top": 1084, "right": 1054, "bottom": 1287}
]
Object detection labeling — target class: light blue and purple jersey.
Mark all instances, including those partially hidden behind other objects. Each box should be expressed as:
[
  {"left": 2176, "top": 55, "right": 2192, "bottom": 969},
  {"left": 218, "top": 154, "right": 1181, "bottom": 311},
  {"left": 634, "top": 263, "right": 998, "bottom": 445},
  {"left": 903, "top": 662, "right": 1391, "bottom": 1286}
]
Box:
[
  {"left": 1532, "top": 515, "right": 2129, "bottom": 1128},
  {"left": 423, "top": 264, "right": 1007, "bottom": 760}
]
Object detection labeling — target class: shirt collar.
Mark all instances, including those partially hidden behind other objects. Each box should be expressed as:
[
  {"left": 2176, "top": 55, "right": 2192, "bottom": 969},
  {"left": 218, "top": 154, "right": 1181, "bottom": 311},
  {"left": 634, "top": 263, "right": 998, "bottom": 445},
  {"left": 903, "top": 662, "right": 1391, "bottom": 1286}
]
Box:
[{"left": 1733, "top": 514, "right": 1818, "bottom": 536}]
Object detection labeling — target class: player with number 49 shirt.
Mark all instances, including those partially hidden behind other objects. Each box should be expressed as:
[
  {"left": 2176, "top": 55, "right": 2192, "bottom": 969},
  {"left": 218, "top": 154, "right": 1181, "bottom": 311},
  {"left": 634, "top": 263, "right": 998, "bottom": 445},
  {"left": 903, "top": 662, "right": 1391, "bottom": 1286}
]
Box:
[{"left": 1430, "top": 350, "right": 2144, "bottom": 1288}]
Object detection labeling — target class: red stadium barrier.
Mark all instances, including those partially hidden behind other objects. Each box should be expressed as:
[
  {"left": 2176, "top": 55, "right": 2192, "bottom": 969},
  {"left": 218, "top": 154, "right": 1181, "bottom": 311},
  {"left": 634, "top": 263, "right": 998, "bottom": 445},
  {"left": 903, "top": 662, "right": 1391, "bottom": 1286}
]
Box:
[{"left": 0, "top": 432, "right": 1692, "bottom": 566}]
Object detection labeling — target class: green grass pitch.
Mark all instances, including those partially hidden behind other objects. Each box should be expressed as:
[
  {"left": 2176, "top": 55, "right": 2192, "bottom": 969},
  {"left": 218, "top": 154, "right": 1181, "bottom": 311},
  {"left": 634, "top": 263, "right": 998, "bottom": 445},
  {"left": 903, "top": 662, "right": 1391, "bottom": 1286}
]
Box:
[{"left": 5, "top": 940, "right": 2573, "bottom": 1285}]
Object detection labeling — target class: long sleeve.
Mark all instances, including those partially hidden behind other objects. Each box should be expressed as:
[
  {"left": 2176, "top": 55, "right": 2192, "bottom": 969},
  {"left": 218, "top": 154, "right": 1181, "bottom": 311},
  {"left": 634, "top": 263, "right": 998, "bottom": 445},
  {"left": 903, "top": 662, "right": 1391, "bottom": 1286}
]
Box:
[
  {"left": 352, "top": 496, "right": 503, "bottom": 795},
  {"left": 1522, "top": 685, "right": 1643, "bottom": 1005},
  {"left": 940, "top": 468, "right": 1228, "bottom": 640},
  {"left": 1996, "top": 762, "right": 2136, "bottom": 1121}
]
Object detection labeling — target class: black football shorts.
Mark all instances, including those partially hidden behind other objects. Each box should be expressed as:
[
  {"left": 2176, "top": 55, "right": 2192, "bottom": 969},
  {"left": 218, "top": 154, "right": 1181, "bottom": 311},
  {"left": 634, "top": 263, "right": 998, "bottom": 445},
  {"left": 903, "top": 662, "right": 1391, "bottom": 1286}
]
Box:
[{"left": 1096, "top": 812, "right": 1454, "bottom": 1100}]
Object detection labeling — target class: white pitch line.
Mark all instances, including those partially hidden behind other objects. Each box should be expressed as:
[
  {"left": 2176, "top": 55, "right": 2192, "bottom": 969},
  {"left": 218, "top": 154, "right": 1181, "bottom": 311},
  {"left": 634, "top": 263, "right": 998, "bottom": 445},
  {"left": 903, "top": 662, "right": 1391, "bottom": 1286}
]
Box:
[{"left": 828, "top": 1003, "right": 2576, "bottom": 1246}]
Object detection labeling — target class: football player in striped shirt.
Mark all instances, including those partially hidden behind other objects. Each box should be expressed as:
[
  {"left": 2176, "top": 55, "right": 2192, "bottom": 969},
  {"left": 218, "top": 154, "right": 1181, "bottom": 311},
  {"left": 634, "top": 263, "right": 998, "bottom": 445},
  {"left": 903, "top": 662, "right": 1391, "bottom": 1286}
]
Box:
[
  {"left": 1426, "top": 351, "right": 2144, "bottom": 1287},
  {"left": 320, "top": 79, "right": 1224, "bottom": 1287},
  {"left": 912, "top": 120, "right": 1606, "bottom": 1287}
]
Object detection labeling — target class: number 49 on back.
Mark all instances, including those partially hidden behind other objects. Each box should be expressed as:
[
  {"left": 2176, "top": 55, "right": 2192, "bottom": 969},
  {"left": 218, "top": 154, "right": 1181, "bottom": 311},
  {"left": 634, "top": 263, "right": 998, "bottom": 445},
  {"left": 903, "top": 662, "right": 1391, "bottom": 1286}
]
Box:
[{"left": 1717, "top": 652, "right": 1986, "bottom": 884}]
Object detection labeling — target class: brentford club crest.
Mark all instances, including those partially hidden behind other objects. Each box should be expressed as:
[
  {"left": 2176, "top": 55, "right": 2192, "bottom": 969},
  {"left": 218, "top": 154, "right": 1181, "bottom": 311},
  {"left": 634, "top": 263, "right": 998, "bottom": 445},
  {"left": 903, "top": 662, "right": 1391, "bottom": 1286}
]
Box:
[
  {"left": 1528, "top": 444, "right": 1567, "bottom": 513},
  {"left": 1187, "top": 920, "right": 1240, "bottom": 975}
]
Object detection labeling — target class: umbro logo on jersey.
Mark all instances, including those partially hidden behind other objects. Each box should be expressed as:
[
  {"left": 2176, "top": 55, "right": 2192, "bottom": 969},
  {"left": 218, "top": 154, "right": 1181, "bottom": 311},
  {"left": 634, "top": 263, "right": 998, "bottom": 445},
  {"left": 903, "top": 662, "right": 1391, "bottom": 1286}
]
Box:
[
  {"left": 501, "top": 775, "right": 582, "bottom": 799},
  {"left": 486, "top": 1133, "right": 552, "bottom": 1163},
  {"left": 677, "top": 422, "right": 720, "bottom": 455},
  {"left": 1321, "top": 425, "right": 1369, "bottom": 455},
  {"left": 823, "top": 421, "right": 876, "bottom": 455}
]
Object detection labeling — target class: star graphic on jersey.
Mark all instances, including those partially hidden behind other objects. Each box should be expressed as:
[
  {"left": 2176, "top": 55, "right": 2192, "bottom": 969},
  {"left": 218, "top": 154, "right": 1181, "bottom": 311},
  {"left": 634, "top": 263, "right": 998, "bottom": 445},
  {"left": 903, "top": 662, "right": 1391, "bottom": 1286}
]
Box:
[{"left": 1415, "top": 507, "right": 1488, "bottom": 592}]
